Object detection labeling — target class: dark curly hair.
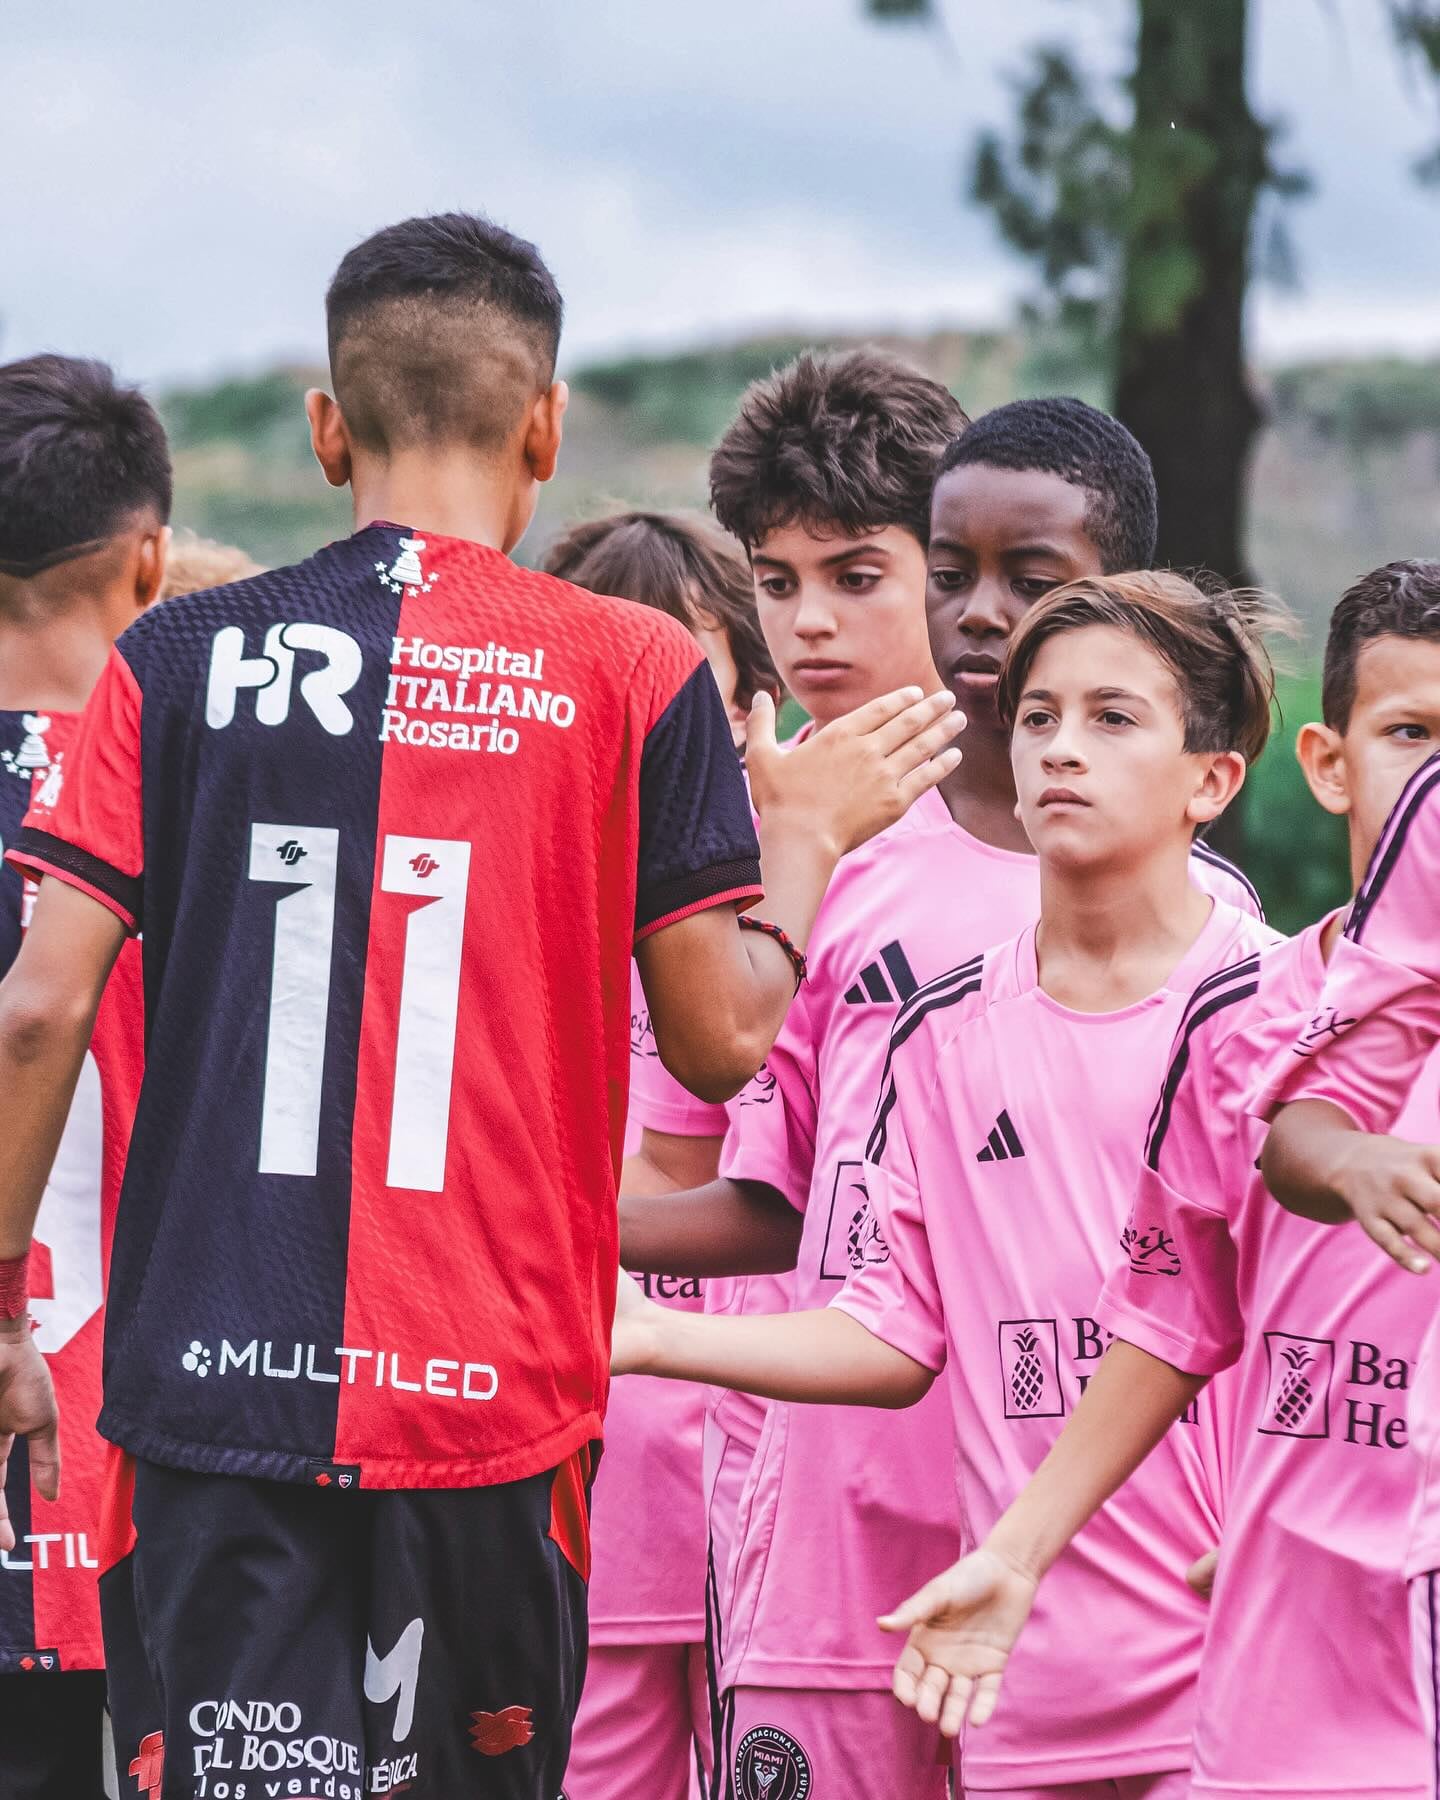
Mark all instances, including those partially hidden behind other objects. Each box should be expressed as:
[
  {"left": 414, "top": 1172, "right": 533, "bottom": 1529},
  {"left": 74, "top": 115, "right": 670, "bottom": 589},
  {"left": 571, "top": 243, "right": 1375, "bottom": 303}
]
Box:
[
  {"left": 542, "top": 509, "right": 779, "bottom": 713},
  {"left": 709, "top": 348, "right": 968, "bottom": 551},
  {"left": 937, "top": 396, "right": 1157, "bottom": 575},
  {"left": 1323, "top": 560, "right": 1440, "bottom": 732}
]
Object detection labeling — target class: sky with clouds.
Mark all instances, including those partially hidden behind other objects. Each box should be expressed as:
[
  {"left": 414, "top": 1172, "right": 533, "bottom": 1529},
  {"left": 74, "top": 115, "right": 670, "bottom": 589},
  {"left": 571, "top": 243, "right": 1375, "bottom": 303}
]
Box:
[{"left": 4, "top": 0, "right": 1439, "bottom": 385}]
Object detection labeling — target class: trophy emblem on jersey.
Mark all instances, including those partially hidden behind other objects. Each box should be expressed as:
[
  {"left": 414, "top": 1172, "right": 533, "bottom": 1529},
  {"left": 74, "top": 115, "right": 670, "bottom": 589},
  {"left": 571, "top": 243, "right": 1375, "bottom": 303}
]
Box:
[
  {"left": 33, "top": 754, "right": 64, "bottom": 811},
  {"left": 377, "top": 537, "right": 439, "bottom": 596},
  {"left": 1, "top": 713, "right": 53, "bottom": 779}
]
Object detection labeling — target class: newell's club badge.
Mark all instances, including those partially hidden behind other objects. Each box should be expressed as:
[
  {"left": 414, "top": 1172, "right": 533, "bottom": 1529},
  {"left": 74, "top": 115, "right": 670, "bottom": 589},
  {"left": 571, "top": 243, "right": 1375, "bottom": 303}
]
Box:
[{"left": 734, "top": 1726, "right": 812, "bottom": 1800}]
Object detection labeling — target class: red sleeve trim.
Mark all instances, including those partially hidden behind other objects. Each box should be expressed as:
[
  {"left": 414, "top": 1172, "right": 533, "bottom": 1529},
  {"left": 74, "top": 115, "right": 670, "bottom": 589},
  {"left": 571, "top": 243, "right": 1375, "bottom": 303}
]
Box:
[
  {"left": 634, "top": 882, "right": 764, "bottom": 945},
  {"left": 5, "top": 847, "right": 140, "bottom": 935}
]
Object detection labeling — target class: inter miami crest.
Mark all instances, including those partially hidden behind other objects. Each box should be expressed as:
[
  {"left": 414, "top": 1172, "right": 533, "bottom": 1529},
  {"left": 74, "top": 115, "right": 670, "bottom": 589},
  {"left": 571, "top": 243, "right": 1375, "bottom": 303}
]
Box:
[{"left": 734, "top": 1726, "right": 812, "bottom": 1800}]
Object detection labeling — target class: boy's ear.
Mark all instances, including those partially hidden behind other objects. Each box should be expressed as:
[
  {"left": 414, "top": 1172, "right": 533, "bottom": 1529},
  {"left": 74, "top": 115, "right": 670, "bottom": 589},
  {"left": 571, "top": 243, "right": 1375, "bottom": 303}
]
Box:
[
  {"left": 523, "top": 379, "right": 568, "bottom": 485},
  {"left": 1187, "top": 749, "right": 1248, "bottom": 826},
  {"left": 1294, "top": 720, "right": 1350, "bottom": 817},
  {"left": 306, "top": 389, "right": 353, "bottom": 490},
  {"left": 136, "top": 524, "right": 172, "bottom": 612}
]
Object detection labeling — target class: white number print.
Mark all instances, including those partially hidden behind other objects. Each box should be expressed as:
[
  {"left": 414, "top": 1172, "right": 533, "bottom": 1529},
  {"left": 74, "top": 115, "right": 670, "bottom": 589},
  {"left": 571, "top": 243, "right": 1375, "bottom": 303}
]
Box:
[
  {"left": 30, "top": 1051, "right": 104, "bottom": 1353},
  {"left": 249, "top": 824, "right": 340, "bottom": 1178},
  {"left": 249, "top": 825, "right": 471, "bottom": 1191},
  {"left": 382, "top": 837, "right": 471, "bottom": 1192}
]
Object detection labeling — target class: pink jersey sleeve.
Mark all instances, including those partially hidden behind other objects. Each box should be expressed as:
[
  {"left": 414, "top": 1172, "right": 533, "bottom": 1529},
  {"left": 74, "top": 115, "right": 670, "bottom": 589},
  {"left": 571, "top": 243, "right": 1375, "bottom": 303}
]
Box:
[
  {"left": 1252, "top": 753, "right": 1440, "bottom": 1129},
  {"left": 627, "top": 961, "right": 729, "bottom": 1138},
  {"left": 718, "top": 984, "right": 820, "bottom": 1210},
  {"left": 830, "top": 1015, "right": 948, "bottom": 1373}
]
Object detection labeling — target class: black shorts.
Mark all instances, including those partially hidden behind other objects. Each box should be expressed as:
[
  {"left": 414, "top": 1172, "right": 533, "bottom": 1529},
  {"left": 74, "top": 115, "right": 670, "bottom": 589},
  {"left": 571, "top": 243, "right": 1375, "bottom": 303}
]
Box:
[
  {"left": 100, "top": 1453, "right": 592, "bottom": 1800},
  {"left": 0, "top": 1669, "right": 109, "bottom": 1800}
]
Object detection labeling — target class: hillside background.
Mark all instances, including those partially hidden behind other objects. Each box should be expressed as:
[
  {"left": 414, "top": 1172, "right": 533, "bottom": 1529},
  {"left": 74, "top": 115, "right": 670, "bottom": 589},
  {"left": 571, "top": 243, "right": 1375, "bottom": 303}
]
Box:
[{"left": 160, "top": 332, "right": 1440, "bottom": 931}]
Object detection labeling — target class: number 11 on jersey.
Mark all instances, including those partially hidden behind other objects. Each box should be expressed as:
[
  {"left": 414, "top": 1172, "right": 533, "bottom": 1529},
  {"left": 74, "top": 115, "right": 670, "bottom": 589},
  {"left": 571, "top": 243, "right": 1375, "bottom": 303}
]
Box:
[{"left": 249, "top": 823, "right": 471, "bottom": 1191}]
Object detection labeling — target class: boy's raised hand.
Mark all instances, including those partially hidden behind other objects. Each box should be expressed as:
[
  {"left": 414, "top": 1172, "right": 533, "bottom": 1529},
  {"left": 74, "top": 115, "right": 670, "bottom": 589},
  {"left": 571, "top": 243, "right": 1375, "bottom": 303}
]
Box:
[
  {"left": 1330, "top": 1133, "right": 1440, "bottom": 1274},
  {"left": 745, "top": 687, "right": 963, "bottom": 858},
  {"left": 877, "top": 1545, "right": 1039, "bottom": 1738}
]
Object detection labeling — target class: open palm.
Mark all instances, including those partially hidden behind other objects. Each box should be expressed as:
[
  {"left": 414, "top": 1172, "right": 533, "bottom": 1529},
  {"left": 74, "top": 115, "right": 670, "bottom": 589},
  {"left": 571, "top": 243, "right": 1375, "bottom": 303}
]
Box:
[{"left": 879, "top": 1547, "right": 1039, "bottom": 1738}]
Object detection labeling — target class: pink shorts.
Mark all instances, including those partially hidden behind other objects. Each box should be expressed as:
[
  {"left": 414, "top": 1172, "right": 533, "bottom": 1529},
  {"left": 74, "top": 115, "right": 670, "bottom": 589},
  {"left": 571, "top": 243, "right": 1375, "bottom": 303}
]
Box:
[
  {"left": 720, "top": 1683, "right": 948, "bottom": 1800},
  {"left": 565, "top": 1641, "right": 710, "bottom": 1800},
  {"left": 962, "top": 1775, "right": 1189, "bottom": 1799}
]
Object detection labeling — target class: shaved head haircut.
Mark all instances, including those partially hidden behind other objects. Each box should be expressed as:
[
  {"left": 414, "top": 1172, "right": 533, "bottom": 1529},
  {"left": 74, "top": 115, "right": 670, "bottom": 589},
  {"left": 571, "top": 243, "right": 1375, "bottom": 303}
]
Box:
[{"left": 325, "top": 211, "right": 564, "bottom": 457}]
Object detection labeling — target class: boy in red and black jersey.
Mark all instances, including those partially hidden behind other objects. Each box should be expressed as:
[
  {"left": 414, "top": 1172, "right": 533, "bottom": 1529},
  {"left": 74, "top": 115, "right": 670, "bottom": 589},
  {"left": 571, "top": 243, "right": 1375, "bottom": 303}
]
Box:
[
  {"left": 0, "top": 214, "right": 960, "bottom": 1799},
  {"left": 0, "top": 354, "right": 169, "bottom": 1800}
]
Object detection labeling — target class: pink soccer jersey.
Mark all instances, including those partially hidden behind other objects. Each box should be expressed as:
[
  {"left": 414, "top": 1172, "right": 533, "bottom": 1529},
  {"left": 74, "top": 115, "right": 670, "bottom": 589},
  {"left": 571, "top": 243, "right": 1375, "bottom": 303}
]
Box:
[
  {"left": 1252, "top": 752, "right": 1440, "bottom": 1581},
  {"left": 708, "top": 795, "right": 1261, "bottom": 1700},
  {"left": 839, "top": 901, "right": 1276, "bottom": 1790},
  {"left": 1100, "top": 921, "right": 1431, "bottom": 1800},
  {"left": 716, "top": 787, "right": 1037, "bottom": 1695},
  {"left": 582, "top": 965, "right": 712, "bottom": 1648}
]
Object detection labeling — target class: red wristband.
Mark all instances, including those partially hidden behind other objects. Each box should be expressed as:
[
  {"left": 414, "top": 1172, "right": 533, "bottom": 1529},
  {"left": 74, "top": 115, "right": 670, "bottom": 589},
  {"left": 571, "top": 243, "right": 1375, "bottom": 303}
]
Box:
[
  {"left": 0, "top": 1252, "right": 30, "bottom": 1320},
  {"left": 738, "top": 915, "right": 809, "bottom": 992}
]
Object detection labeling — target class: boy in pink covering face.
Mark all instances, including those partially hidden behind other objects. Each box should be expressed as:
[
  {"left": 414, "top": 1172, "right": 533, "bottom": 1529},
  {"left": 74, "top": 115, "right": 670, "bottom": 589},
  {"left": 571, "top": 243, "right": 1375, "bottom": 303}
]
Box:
[
  {"left": 542, "top": 510, "right": 779, "bottom": 1800},
  {"left": 873, "top": 560, "right": 1440, "bottom": 1800},
  {"left": 615, "top": 570, "right": 1279, "bottom": 1798}
]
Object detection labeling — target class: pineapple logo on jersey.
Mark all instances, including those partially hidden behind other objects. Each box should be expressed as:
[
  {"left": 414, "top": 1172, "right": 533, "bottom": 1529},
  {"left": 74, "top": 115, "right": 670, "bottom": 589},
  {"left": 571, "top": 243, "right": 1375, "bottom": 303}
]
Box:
[
  {"left": 999, "top": 1318, "right": 1065, "bottom": 1420},
  {"left": 1, "top": 713, "right": 51, "bottom": 779},
  {"left": 377, "top": 536, "right": 439, "bottom": 597},
  {"left": 1260, "top": 1332, "right": 1334, "bottom": 1439},
  {"left": 846, "top": 1192, "right": 890, "bottom": 1271},
  {"left": 734, "top": 1726, "right": 812, "bottom": 1800}
]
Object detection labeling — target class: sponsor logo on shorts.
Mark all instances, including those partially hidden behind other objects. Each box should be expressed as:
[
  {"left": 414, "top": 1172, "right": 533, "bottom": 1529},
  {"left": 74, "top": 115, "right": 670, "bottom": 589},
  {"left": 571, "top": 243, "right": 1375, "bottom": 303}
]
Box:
[
  {"left": 128, "top": 1730, "right": 164, "bottom": 1799},
  {"left": 187, "top": 1698, "right": 364, "bottom": 1794},
  {"left": 734, "top": 1726, "right": 812, "bottom": 1800},
  {"left": 469, "top": 1705, "right": 535, "bottom": 1756},
  {"left": 12, "top": 1649, "right": 60, "bottom": 1671}
]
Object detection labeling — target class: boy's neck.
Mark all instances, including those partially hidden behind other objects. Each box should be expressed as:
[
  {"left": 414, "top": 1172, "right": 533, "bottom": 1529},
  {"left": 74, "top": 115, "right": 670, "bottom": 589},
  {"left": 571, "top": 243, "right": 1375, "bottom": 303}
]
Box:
[
  {"left": 937, "top": 722, "right": 1033, "bottom": 854},
  {"left": 0, "top": 604, "right": 115, "bottom": 712},
  {"left": 1033, "top": 848, "right": 1215, "bottom": 1013},
  {"left": 349, "top": 450, "right": 524, "bottom": 554}
]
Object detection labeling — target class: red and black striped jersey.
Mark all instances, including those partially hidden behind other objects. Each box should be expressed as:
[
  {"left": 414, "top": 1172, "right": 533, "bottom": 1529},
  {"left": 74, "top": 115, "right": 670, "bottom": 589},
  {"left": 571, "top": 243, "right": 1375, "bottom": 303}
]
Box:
[
  {"left": 7, "top": 525, "right": 762, "bottom": 1492},
  {"left": 0, "top": 709, "right": 143, "bottom": 1670}
]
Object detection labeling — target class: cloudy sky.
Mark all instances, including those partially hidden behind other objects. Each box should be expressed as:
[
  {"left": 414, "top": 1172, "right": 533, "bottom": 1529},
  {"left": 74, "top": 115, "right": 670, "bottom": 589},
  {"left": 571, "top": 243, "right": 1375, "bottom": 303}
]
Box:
[{"left": 4, "top": 0, "right": 1439, "bottom": 385}]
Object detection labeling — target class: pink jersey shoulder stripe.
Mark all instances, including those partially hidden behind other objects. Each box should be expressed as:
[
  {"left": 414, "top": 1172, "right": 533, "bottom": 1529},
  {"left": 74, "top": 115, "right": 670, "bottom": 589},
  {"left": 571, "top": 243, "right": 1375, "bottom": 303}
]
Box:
[
  {"left": 866, "top": 952, "right": 986, "bottom": 1163},
  {"left": 1347, "top": 750, "right": 1440, "bottom": 945},
  {"left": 1144, "top": 953, "right": 1262, "bottom": 1170}
]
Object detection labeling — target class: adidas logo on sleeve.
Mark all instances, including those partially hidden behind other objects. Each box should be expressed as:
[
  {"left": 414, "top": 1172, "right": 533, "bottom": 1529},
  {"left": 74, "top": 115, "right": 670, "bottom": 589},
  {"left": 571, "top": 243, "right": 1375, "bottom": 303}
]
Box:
[
  {"left": 976, "top": 1109, "right": 1026, "bottom": 1164},
  {"left": 844, "top": 940, "right": 918, "bottom": 1006}
]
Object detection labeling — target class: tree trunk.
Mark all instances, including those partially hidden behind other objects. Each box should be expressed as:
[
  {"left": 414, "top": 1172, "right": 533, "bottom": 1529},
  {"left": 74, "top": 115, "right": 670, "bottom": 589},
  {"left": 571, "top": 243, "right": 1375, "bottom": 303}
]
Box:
[
  {"left": 1113, "top": 0, "right": 1266, "bottom": 861},
  {"left": 1113, "top": 0, "right": 1265, "bottom": 588}
]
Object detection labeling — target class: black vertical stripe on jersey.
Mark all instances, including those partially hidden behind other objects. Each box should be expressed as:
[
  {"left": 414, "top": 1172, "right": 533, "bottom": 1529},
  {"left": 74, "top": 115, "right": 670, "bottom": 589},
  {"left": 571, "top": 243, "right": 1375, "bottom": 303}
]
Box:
[
  {"left": 98, "top": 533, "right": 403, "bottom": 1479},
  {"left": 866, "top": 955, "right": 985, "bottom": 1164},
  {"left": 860, "top": 963, "right": 891, "bottom": 1003},
  {"left": 1144, "top": 964, "right": 1261, "bottom": 1171},
  {"left": 0, "top": 1435, "right": 36, "bottom": 1659},
  {"left": 1346, "top": 752, "right": 1440, "bottom": 946},
  {"left": 880, "top": 940, "right": 919, "bottom": 1001},
  {"left": 0, "top": 713, "right": 34, "bottom": 979}
]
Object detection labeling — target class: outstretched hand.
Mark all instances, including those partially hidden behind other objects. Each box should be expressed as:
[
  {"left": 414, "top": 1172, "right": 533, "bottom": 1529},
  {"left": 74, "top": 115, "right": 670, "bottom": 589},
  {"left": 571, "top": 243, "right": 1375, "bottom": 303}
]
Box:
[
  {"left": 746, "top": 687, "right": 963, "bottom": 859},
  {"left": 878, "top": 1546, "right": 1039, "bottom": 1738},
  {"left": 610, "top": 1269, "right": 662, "bottom": 1377},
  {"left": 1329, "top": 1134, "right": 1440, "bottom": 1275},
  {"left": 0, "top": 1325, "right": 59, "bottom": 1553}
]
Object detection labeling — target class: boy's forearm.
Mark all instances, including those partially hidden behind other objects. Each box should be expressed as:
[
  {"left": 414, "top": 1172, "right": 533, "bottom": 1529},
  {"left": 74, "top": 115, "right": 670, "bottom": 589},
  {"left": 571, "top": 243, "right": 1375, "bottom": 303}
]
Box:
[
  {"left": 1260, "top": 1101, "right": 1363, "bottom": 1224},
  {"left": 0, "top": 996, "right": 96, "bottom": 1259},
  {"left": 986, "top": 1341, "right": 1206, "bottom": 1580},
  {"left": 619, "top": 1178, "right": 801, "bottom": 1277},
  {"left": 631, "top": 1302, "right": 931, "bottom": 1408}
]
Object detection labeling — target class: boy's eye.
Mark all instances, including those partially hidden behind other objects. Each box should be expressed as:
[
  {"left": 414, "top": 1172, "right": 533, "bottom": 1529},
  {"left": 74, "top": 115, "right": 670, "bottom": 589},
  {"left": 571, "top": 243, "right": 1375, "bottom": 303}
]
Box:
[
  {"left": 1020, "top": 708, "right": 1054, "bottom": 729},
  {"left": 837, "top": 569, "right": 881, "bottom": 592},
  {"left": 757, "top": 576, "right": 794, "bottom": 598},
  {"left": 929, "top": 567, "right": 971, "bottom": 592},
  {"left": 1014, "top": 577, "right": 1060, "bottom": 601},
  {"left": 1387, "top": 723, "right": 1431, "bottom": 742},
  {"left": 1098, "top": 709, "right": 1135, "bottom": 728}
]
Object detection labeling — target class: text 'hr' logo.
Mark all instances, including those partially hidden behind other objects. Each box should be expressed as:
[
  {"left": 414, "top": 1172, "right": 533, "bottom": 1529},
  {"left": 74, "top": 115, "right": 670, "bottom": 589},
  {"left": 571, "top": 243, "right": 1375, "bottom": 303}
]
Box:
[{"left": 206, "top": 622, "right": 362, "bottom": 736}]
